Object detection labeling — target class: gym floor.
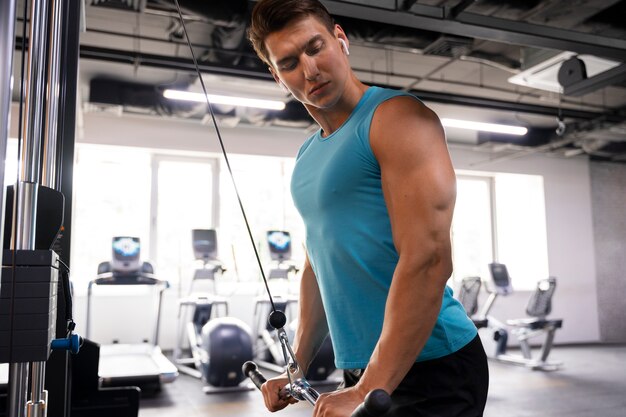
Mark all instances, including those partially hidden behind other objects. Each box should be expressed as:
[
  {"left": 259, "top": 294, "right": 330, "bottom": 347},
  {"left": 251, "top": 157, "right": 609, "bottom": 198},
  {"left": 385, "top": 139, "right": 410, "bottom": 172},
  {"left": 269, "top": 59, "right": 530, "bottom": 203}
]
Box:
[{"left": 138, "top": 344, "right": 626, "bottom": 417}]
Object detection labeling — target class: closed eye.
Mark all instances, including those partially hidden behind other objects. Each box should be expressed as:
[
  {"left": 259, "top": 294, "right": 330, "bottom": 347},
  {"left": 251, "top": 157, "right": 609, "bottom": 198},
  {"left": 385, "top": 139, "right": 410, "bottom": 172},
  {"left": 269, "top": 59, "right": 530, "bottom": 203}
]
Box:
[
  {"left": 279, "top": 58, "right": 298, "bottom": 71},
  {"left": 305, "top": 40, "right": 324, "bottom": 56},
  {"left": 276, "top": 35, "right": 325, "bottom": 72}
]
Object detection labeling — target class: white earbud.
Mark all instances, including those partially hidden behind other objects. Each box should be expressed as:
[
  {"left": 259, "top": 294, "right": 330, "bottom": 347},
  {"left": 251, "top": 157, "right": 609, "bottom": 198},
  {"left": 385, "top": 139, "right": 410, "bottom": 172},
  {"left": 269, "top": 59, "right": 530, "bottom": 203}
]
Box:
[{"left": 339, "top": 38, "right": 350, "bottom": 56}]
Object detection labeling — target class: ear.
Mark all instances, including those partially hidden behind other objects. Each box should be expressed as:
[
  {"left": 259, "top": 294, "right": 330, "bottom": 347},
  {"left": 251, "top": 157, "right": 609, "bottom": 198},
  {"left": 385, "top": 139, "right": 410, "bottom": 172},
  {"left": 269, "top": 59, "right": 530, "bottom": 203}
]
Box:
[
  {"left": 334, "top": 24, "right": 349, "bottom": 49},
  {"left": 339, "top": 39, "right": 350, "bottom": 56}
]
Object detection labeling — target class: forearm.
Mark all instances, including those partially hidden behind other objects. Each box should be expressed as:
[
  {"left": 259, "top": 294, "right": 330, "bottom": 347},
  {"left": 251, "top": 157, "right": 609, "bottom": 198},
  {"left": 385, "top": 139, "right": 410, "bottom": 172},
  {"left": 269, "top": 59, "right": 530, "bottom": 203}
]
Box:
[
  {"left": 292, "top": 260, "right": 329, "bottom": 373},
  {"left": 356, "top": 254, "right": 450, "bottom": 395}
]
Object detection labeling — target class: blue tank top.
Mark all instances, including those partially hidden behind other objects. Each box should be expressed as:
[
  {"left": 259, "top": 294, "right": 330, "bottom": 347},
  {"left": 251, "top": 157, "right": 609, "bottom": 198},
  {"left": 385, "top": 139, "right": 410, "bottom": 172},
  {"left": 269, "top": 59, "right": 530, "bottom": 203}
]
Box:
[{"left": 291, "top": 86, "right": 477, "bottom": 369}]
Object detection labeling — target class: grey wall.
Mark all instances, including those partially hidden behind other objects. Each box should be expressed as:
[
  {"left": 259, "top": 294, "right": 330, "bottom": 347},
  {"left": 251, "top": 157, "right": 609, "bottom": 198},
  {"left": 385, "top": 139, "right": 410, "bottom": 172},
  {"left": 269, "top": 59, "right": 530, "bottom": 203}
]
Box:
[
  {"left": 590, "top": 161, "right": 626, "bottom": 343},
  {"left": 450, "top": 147, "right": 600, "bottom": 345}
]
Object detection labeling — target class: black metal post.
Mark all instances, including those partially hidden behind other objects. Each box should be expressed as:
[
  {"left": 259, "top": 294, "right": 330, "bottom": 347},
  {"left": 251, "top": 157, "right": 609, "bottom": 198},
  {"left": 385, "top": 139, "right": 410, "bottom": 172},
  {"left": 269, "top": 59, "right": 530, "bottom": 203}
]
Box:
[{"left": 45, "top": 1, "right": 81, "bottom": 416}]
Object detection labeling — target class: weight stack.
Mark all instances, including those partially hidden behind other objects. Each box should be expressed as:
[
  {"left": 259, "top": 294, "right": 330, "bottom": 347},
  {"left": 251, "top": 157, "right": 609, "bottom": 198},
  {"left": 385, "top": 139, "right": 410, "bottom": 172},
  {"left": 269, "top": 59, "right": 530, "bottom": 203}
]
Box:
[{"left": 0, "top": 250, "right": 59, "bottom": 363}]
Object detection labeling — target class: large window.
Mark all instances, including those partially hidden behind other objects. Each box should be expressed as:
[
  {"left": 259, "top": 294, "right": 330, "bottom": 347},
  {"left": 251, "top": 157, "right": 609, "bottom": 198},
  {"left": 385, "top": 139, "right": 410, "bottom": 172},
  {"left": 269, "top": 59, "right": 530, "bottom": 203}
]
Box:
[
  {"left": 451, "top": 175, "right": 494, "bottom": 284},
  {"left": 152, "top": 156, "right": 218, "bottom": 293},
  {"left": 452, "top": 172, "right": 549, "bottom": 290},
  {"left": 58, "top": 144, "right": 548, "bottom": 292},
  {"left": 68, "top": 144, "right": 302, "bottom": 293},
  {"left": 493, "top": 173, "right": 549, "bottom": 290},
  {"left": 218, "top": 154, "right": 305, "bottom": 282},
  {"left": 71, "top": 145, "right": 152, "bottom": 288}
]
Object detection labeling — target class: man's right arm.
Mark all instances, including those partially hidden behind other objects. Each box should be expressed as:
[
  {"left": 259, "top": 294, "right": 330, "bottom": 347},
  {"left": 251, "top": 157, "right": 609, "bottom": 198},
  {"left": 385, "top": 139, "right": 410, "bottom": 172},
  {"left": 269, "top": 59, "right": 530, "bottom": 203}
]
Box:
[
  {"left": 292, "top": 253, "right": 329, "bottom": 374},
  {"left": 260, "top": 252, "right": 329, "bottom": 412}
]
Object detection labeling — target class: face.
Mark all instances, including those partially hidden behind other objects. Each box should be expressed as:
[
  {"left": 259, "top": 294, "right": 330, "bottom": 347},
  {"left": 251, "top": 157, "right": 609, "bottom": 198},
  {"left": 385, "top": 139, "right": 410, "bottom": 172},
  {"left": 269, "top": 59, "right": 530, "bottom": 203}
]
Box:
[{"left": 264, "top": 16, "right": 350, "bottom": 110}]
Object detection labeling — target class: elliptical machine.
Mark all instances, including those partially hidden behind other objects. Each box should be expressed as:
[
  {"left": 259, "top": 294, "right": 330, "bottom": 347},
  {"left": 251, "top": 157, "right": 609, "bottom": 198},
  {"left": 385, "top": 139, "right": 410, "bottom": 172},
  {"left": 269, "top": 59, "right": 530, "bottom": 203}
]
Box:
[
  {"left": 252, "top": 231, "right": 336, "bottom": 383},
  {"left": 173, "top": 229, "right": 254, "bottom": 393},
  {"left": 253, "top": 231, "right": 298, "bottom": 372}
]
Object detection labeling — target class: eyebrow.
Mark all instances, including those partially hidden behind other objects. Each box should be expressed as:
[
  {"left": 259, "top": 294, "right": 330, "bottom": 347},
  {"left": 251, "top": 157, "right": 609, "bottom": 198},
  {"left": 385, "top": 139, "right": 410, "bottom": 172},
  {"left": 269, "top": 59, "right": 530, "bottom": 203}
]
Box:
[{"left": 275, "top": 34, "right": 325, "bottom": 68}]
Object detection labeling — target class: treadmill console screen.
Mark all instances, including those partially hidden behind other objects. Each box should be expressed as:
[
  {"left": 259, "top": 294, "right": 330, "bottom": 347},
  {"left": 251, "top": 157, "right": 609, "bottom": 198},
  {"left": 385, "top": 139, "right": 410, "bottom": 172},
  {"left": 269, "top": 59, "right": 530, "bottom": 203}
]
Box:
[
  {"left": 192, "top": 229, "right": 218, "bottom": 260},
  {"left": 112, "top": 236, "right": 141, "bottom": 271},
  {"left": 267, "top": 230, "right": 291, "bottom": 261}
]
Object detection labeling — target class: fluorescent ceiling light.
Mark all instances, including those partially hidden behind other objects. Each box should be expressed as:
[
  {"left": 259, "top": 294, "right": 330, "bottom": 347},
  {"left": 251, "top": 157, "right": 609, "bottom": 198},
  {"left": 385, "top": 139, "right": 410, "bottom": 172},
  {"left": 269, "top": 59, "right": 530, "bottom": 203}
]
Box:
[
  {"left": 163, "top": 89, "right": 286, "bottom": 111},
  {"left": 441, "top": 118, "right": 527, "bottom": 136}
]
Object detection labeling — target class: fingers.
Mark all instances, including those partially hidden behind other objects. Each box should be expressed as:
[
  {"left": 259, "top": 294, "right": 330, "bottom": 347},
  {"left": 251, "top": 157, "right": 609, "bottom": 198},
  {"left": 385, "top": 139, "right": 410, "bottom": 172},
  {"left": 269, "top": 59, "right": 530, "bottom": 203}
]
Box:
[
  {"left": 260, "top": 376, "right": 296, "bottom": 412},
  {"left": 312, "top": 392, "right": 328, "bottom": 417},
  {"left": 265, "top": 394, "right": 291, "bottom": 412},
  {"left": 313, "top": 389, "right": 363, "bottom": 417}
]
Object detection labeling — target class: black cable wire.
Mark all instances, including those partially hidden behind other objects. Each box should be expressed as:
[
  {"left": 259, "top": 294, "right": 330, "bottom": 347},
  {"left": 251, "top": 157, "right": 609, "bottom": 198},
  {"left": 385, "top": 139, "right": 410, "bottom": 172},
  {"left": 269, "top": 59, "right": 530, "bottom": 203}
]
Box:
[
  {"left": 57, "top": 257, "right": 74, "bottom": 327},
  {"left": 171, "top": 0, "right": 277, "bottom": 313}
]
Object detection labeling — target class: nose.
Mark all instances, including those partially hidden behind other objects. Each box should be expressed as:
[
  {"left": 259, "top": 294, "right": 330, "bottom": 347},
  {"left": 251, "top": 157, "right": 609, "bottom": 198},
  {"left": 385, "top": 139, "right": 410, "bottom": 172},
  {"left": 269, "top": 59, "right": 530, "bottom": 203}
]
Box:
[{"left": 302, "top": 55, "right": 320, "bottom": 81}]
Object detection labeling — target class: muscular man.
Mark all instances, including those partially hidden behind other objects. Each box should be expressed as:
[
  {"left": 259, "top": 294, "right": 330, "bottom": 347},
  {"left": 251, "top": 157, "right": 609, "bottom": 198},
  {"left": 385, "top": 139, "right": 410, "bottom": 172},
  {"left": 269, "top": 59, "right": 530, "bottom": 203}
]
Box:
[{"left": 247, "top": 1, "right": 489, "bottom": 416}]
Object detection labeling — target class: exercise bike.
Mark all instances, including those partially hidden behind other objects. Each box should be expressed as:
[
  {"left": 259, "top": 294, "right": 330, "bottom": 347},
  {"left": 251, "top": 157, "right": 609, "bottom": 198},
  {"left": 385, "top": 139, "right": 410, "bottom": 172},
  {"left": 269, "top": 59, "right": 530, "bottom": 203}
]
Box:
[
  {"left": 173, "top": 229, "right": 254, "bottom": 393},
  {"left": 461, "top": 263, "right": 564, "bottom": 371}
]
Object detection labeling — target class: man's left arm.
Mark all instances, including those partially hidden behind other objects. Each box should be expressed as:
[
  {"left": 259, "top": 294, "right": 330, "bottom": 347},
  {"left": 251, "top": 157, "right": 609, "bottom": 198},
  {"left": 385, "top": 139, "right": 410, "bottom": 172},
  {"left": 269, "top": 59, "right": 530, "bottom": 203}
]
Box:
[
  {"left": 357, "top": 96, "right": 457, "bottom": 396},
  {"left": 312, "top": 96, "right": 456, "bottom": 417}
]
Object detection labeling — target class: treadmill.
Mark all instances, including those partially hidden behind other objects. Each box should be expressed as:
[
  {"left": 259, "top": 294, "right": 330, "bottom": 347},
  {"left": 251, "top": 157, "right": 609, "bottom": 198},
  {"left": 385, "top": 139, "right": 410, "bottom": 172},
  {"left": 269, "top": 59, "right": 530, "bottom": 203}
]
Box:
[{"left": 86, "top": 237, "right": 178, "bottom": 393}]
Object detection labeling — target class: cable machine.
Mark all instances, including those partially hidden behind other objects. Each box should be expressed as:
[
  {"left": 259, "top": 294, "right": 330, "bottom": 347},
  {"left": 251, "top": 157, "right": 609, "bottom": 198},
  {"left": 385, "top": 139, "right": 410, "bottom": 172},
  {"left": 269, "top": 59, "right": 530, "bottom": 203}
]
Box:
[
  {"left": 0, "top": 1, "right": 82, "bottom": 416},
  {"left": 2, "top": 1, "right": 390, "bottom": 415}
]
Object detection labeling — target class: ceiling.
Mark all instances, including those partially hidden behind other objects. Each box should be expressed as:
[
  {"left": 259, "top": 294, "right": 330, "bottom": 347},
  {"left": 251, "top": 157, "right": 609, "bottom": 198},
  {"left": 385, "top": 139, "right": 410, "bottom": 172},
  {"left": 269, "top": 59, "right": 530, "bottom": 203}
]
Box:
[{"left": 14, "top": 0, "right": 626, "bottom": 162}]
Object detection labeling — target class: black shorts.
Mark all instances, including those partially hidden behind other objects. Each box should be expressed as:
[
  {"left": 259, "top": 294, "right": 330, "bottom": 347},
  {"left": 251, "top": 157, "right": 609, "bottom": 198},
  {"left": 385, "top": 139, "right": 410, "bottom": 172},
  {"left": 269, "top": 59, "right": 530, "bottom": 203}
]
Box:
[{"left": 341, "top": 335, "right": 489, "bottom": 417}]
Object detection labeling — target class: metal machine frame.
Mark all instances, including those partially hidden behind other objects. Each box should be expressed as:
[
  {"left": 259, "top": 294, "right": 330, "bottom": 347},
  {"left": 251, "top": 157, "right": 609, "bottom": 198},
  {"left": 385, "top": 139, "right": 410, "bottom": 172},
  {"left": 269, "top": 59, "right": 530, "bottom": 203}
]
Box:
[{"left": 1, "top": 1, "right": 81, "bottom": 415}]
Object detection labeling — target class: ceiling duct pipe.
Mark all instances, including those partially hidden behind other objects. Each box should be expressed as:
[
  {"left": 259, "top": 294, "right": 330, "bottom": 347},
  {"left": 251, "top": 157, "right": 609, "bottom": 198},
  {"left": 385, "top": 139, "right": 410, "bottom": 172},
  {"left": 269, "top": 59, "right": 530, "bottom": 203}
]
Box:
[{"left": 172, "top": 0, "right": 249, "bottom": 65}]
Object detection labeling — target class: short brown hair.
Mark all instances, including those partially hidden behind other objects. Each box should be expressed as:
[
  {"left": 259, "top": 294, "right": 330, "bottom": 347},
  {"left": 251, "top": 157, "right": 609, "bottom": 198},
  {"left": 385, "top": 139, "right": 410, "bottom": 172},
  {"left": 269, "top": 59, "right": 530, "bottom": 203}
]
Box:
[{"left": 248, "top": 0, "right": 336, "bottom": 66}]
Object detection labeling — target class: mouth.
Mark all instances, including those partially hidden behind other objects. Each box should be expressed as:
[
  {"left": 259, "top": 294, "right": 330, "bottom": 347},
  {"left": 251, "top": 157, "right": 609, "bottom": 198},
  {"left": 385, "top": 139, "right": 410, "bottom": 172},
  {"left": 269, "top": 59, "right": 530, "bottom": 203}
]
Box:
[{"left": 309, "top": 81, "right": 330, "bottom": 96}]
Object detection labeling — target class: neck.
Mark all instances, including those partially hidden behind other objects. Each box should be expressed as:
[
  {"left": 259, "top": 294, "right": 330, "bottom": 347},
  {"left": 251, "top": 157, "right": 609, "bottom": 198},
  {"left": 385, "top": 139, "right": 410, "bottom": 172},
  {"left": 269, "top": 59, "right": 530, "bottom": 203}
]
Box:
[{"left": 306, "top": 76, "right": 368, "bottom": 137}]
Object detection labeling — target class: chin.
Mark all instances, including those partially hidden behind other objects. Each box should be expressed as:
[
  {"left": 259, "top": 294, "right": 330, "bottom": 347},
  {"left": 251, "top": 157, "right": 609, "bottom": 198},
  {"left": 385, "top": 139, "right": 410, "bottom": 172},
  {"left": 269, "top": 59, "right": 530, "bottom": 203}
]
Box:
[
  {"left": 316, "top": 96, "right": 341, "bottom": 110},
  {"left": 308, "top": 92, "right": 339, "bottom": 108}
]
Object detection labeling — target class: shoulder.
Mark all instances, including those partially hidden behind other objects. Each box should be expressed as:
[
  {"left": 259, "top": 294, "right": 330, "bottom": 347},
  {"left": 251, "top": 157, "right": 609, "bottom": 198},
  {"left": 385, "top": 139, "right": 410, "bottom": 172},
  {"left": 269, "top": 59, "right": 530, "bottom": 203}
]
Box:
[
  {"left": 370, "top": 95, "right": 446, "bottom": 162},
  {"left": 373, "top": 94, "right": 441, "bottom": 132}
]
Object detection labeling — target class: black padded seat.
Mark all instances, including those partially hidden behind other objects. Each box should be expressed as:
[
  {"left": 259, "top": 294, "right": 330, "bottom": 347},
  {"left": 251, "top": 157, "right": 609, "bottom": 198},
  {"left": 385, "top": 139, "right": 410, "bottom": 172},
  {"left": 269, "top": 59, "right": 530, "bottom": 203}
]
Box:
[
  {"left": 507, "top": 318, "right": 563, "bottom": 331},
  {"left": 472, "top": 318, "right": 489, "bottom": 329}
]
